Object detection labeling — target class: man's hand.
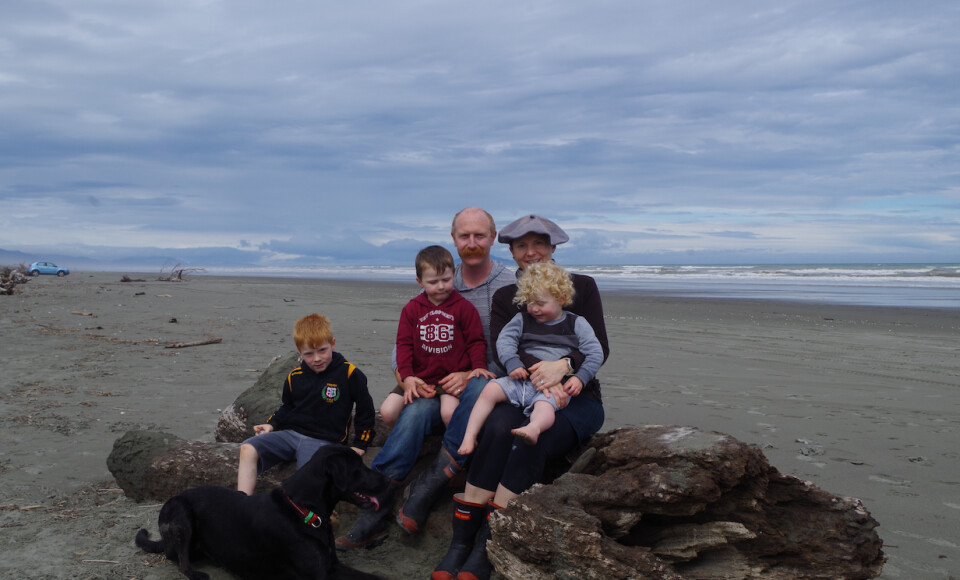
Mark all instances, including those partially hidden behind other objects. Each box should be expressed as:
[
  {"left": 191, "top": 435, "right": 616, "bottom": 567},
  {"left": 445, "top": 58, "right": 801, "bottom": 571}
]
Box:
[{"left": 438, "top": 371, "right": 471, "bottom": 397}]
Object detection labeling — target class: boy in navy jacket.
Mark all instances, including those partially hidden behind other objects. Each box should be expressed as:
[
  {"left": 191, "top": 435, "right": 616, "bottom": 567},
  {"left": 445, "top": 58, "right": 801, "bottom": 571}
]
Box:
[{"left": 237, "top": 314, "right": 375, "bottom": 495}]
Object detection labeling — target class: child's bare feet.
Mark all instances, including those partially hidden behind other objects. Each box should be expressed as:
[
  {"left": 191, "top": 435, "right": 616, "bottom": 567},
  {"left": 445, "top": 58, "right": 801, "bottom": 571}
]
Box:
[
  {"left": 511, "top": 425, "right": 540, "bottom": 446},
  {"left": 458, "top": 438, "right": 476, "bottom": 455}
]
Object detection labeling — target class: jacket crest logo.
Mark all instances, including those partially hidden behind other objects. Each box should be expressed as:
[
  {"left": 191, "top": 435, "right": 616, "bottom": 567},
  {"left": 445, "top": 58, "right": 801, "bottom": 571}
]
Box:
[{"left": 324, "top": 384, "right": 340, "bottom": 402}]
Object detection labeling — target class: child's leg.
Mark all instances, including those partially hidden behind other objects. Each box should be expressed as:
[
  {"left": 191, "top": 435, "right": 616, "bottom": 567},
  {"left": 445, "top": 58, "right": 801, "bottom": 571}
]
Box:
[
  {"left": 458, "top": 381, "right": 509, "bottom": 456},
  {"left": 237, "top": 443, "right": 260, "bottom": 495},
  {"left": 379, "top": 392, "right": 406, "bottom": 427},
  {"left": 439, "top": 393, "right": 459, "bottom": 427},
  {"left": 511, "top": 401, "right": 556, "bottom": 446}
]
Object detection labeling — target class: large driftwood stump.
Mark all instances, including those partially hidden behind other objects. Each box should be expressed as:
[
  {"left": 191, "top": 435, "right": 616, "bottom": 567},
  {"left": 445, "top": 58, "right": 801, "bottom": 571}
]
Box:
[
  {"left": 215, "top": 351, "right": 301, "bottom": 443},
  {"left": 487, "top": 425, "right": 884, "bottom": 579},
  {"left": 106, "top": 430, "right": 294, "bottom": 501}
]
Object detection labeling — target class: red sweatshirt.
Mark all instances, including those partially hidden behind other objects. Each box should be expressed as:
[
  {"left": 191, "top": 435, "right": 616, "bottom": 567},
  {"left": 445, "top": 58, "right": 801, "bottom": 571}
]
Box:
[{"left": 396, "top": 289, "right": 487, "bottom": 384}]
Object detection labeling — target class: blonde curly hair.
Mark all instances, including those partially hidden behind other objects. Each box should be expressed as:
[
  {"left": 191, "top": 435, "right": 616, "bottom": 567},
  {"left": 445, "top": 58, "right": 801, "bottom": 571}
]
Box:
[{"left": 514, "top": 262, "right": 575, "bottom": 307}]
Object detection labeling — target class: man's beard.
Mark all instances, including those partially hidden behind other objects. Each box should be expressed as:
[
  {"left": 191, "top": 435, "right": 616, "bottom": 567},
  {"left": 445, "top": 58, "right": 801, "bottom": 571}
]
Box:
[{"left": 459, "top": 247, "right": 488, "bottom": 260}]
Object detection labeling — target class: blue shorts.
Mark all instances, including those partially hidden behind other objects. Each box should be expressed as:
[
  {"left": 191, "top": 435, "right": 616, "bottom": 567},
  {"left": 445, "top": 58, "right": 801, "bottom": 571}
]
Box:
[
  {"left": 492, "top": 377, "right": 559, "bottom": 416},
  {"left": 242, "top": 429, "right": 332, "bottom": 474}
]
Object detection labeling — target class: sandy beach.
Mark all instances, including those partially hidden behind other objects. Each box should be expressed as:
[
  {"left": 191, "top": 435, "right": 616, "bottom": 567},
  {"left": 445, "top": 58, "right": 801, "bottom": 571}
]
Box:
[{"left": 1, "top": 272, "right": 958, "bottom": 579}]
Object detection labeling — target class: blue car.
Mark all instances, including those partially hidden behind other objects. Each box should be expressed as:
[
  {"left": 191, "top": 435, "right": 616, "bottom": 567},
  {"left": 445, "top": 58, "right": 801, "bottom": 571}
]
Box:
[{"left": 28, "top": 261, "right": 70, "bottom": 277}]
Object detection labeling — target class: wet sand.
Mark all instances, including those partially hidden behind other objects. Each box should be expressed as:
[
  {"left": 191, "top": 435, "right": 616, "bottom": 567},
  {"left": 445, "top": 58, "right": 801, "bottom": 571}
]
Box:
[{"left": 1, "top": 272, "right": 958, "bottom": 579}]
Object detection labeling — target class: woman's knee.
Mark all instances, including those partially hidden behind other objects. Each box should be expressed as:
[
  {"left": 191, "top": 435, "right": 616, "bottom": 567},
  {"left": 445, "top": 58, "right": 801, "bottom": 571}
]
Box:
[{"left": 483, "top": 403, "right": 525, "bottom": 434}]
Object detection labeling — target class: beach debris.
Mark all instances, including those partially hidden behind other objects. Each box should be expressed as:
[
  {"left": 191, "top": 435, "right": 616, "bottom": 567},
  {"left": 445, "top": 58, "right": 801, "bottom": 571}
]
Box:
[
  {"left": 154, "top": 294, "right": 172, "bottom": 298},
  {"left": 157, "top": 262, "right": 204, "bottom": 281},
  {"left": 163, "top": 337, "right": 222, "bottom": 349},
  {"left": 108, "top": 359, "right": 885, "bottom": 579},
  {"left": 108, "top": 422, "right": 885, "bottom": 579},
  {"left": 486, "top": 426, "right": 885, "bottom": 580},
  {"left": 120, "top": 275, "right": 146, "bottom": 282},
  {"left": 72, "top": 311, "right": 94, "bottom": 316},
  {"left": 107, "top": 430, "right": 296, "bottom": 501},
  {"left": 212, "top": 351, "right": 299, "bottom": 442},
  {"left": 1, "top": 264, "right": 30, "bottom": 295}
]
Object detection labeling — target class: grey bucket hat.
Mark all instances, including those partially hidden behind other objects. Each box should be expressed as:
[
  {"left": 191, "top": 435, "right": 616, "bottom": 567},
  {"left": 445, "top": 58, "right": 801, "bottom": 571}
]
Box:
[{"left": 497, "top": 214, "right": 569, "bottom": 246}]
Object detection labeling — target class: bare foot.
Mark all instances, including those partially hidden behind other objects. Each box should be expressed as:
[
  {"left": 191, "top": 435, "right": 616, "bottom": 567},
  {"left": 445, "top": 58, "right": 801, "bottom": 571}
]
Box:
[
  {"left": 511, "top": 426, "right": 540, "bottom": 446},
  {"left": 458, "top": 438, "right": 476, "bottom": 455}
]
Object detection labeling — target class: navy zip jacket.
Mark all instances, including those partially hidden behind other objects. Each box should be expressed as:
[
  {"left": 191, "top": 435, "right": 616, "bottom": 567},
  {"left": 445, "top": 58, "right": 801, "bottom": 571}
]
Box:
[{"left": 266, "top": 352, "right": 376, "bottom": 450}]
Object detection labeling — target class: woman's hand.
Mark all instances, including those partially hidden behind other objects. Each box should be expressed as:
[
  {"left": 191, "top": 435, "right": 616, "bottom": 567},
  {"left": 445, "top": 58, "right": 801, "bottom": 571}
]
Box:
[{"left": 529, "top": 359, "right": 569, "bottom": 391}]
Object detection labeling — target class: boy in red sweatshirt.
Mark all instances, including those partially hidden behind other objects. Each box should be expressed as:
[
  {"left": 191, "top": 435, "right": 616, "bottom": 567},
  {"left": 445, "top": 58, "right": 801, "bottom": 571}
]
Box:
[{"left": 381, "top": 245, "right": 494, "bottom": 428}]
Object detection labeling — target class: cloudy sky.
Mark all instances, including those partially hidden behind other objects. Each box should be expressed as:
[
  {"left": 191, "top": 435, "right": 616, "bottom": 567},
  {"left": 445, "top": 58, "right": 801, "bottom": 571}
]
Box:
[{"left": 2, "top": 0, "right": 958, "bottom": 268}]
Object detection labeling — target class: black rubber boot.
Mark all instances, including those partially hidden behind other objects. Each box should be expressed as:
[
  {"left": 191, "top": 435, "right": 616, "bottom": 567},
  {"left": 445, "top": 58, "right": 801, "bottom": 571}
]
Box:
[
  {"left": 396, "top": 448, "right": 460, "bottom": 534},
  {"left": 431, "top": 495, "right": 486, "bottom": 580},
  {"left": 456, "top": 501, "right": 501, "bottom": 580},
  {"left": 335, "top": 482, "right": 399, "bottom": 550}
]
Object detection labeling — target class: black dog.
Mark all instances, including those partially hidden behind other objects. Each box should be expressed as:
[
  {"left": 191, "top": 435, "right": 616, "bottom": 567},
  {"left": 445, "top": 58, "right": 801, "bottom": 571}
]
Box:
[{"left": 136, "top": 445, "right": 391, "bottom": 580}]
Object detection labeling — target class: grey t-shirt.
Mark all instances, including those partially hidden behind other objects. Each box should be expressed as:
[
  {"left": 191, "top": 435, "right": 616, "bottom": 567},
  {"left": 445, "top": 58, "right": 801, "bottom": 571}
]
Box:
[{"left": 453, "top": 260, "right": 515, "bottom": 374}]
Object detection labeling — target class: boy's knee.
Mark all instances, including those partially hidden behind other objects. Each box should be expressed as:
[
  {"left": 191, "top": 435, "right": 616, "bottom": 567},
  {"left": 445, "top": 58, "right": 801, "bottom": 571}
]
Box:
[
  {"left": 239, "top": 443, "right": 259, "bottom": 460},
  {"left": 380, "top": 395, "right": 403, "bottom": 426},
  {"left": 480, "top": 381, "right": 505, "bottom": 399}
]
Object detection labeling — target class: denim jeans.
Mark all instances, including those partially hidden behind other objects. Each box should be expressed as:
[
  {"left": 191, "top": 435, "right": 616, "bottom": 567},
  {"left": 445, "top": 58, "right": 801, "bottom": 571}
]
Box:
[
  {"left": 371, "top": 376, "right": 487, "bottom": 481},
  {"left": 441, "top": 376, "right": 486, "bottom": 466}
]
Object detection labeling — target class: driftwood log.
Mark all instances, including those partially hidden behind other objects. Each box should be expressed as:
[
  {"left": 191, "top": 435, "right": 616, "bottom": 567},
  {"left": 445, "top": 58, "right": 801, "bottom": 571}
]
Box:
[
  {"left": 107, "top": 357, "right": 885, "bottom": 578},
  {"left": 1, "top": 266, "right": 29, "bottom": 295},
  {"left": 487, "top": 425, "right": 884, "bottom": 579},
  {"left": 106, "top": 430, "right": 296, "bottom": 501},
  {"left": 214, "top": 351, "right": 299, "bottom": 443},
  {"left": 163, "top": 337, "right": 222, "bottom": 349}
]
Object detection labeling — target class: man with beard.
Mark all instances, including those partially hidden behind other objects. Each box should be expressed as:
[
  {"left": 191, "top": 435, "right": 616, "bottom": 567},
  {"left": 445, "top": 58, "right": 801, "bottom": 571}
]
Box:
[{"left": 336, "top": 207, "right": 516, "bottom": 549}]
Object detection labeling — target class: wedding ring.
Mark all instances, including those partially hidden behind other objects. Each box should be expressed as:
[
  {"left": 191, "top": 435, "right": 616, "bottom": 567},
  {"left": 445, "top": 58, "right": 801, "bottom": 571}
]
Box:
[{"left": 539, "top": 379, "right": 544, "bottom": 385}]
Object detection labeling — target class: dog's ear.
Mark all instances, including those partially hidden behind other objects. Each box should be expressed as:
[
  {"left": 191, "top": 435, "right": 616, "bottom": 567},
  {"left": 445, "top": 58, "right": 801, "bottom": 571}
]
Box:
[{"left": 325, "top": 450, "right": 359, "bottom": 495}]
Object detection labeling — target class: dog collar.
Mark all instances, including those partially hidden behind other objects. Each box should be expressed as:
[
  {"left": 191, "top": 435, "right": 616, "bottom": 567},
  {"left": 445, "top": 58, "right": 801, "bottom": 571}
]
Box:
[{"left": 283, "top": 490, "right": 323, "bottom": 528}]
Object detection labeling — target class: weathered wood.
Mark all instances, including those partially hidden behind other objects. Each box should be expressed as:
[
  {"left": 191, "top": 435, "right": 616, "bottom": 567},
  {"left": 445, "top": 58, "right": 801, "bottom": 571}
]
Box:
[
  {"left": 163, "top": 337, "right": 222, "bottom": 349},
  {"left": 108, "top": 360, "right": 885, "bottom": 579},
  {"left": 106, "top": 430, "right": 295, "bottom": 501},
  {"left": 487, "top": 426, "right": 885, "bottom": 579}
]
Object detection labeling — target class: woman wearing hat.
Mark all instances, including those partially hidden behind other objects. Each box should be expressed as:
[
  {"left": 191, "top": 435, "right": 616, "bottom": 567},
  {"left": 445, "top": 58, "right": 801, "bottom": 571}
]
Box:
[{"left": 431, "top": 215, "right": 609, "bottom": 580}]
